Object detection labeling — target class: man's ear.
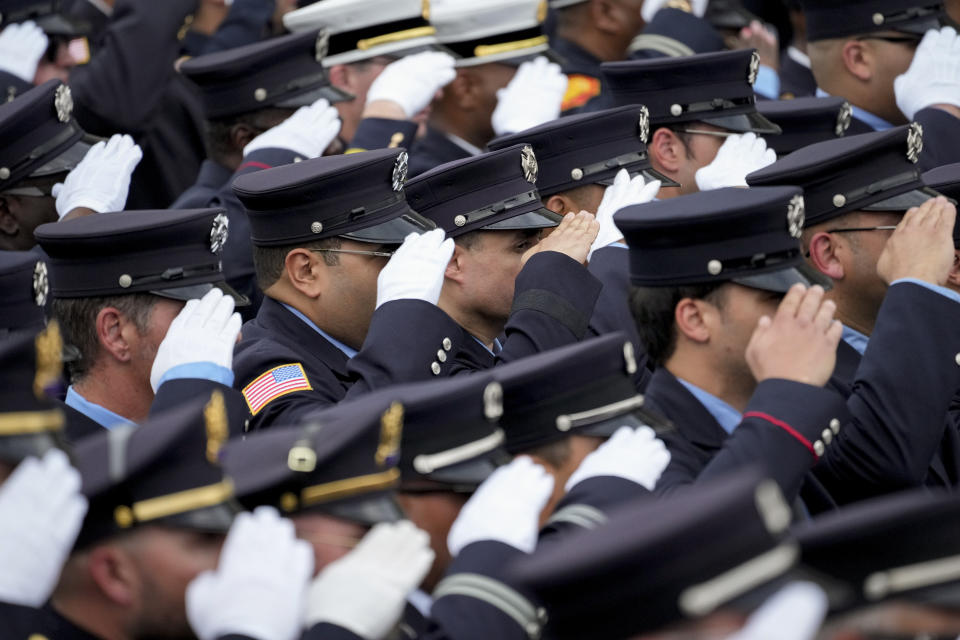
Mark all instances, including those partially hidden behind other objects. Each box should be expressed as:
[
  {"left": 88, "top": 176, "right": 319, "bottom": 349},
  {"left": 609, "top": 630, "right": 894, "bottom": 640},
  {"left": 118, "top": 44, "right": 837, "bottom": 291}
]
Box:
[
  {"left": 87, "top": 545, "right": 139, "bottom": 607},
  {"left": 807, "top": 230, "right": 845, "bottom": 281},
  {"left": 544, "top": 194, "right": 579, "bottom": 216},
  {"left": 0, "top": 195, "right": 20, "bottom": 236},
  {"left": 948, "top": 250, "right": 960, "bottom": 289},
  {"left": 649, "top": 127, "right": 685, "bottom": 175},
  {"left": 446, "top": 70, "right": 477, "bottom": 111},
  {"left": 444, "top": 242, "right": 467, "bottom": 285},
  {"left": 327, "top": 64, "right": 349, "bottom": 92},
  {"left": 840, "top": 39, "right": 873, "bottom": 82},
  {"left": 96, "top": 307, "right": 134, "bottom": 364},
  {"left": 284, "top": 248, "right": 327, "bottom": 299},
  {"left": 230, "top": 122, "right": 261, "bottom": 153},
  {"left": 674, "top": 297, "right": 714, "bottom": 345},
  {"left": 590, "top": 0, "right": 620, "bottom": 34}
]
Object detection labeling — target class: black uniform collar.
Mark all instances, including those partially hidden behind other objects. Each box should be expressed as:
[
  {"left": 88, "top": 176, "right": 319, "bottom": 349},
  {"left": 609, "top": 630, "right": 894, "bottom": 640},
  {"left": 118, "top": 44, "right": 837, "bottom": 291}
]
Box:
[{"left": 644, "top": 367, "right": 728, "bottom": 451}]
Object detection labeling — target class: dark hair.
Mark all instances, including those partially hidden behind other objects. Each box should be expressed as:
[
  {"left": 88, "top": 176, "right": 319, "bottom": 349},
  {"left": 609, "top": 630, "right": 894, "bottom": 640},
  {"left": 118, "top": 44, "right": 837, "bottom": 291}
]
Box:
[
  {"left": 52, "top": 294, "right": 159, "bottom": 383},
  {"left": 252, "top": 237, "right": 342, "bottom": 291},
  {"left": 524, "top": 438, "right": 572, "bottom": 470},
  {"left": 205, "top": 107, "right": 295, "bottom": 163},
  {"left": 629, "top": 283, "right": 725, "bottom": 368}
]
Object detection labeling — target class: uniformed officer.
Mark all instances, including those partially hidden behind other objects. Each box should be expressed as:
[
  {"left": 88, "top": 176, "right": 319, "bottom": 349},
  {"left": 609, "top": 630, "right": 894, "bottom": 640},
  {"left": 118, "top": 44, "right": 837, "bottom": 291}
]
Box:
[
  {"left": 778, "top": 0, "right": 819, "bottom": 99},
  {"left": 173, "top": 28, "right": 352, "bottom": 210},
  {"left": 409, "top": 0, "right": 567, "bottom": 177},
  {"left": 801, "top": 0, "right": 960, "bottom": 170},
  {"left": 601, "top": 49, "right": 781, "bottom": 198},
  {"left": 618, "top": 186, "right": 857, "bottom": 512},
  {"left": 628, "top": 1, "right": 725, "bottom": 61},
  {"left": 546, "top": 0, "right": 645, "bottom": 113},
  {"left": 34, "top": 207, "right": 245, "bottom": 441},
  {"left": 404, "top": 144, "right": 602, "bottom": 373},
  {"left": 507, "top": 468, "right": 801, "bottom": 638},
  {"left": 490, "top": 332, "right": 672, "bottom": 539},
  {"left": 748, "top": 126, "right": 960, "bottom": 493},
  {"left": 757, "top": 95, "right": 854, "bottom": 156},
  {"left": 230, "top": 148, "right": 464, "bottom": 429},
  {"left": 487, "top": 105, "right": 672, "bottom": 379},
  {"left": 0, "top": 324, "right": 89, "bottom": 631},
  {"left": 0, "top": 249, "right": 50, "bottom": 336}
]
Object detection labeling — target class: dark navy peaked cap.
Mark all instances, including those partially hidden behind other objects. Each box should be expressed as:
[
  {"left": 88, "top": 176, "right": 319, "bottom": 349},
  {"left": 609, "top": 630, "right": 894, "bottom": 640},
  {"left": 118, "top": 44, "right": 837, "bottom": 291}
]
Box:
[
  {"left": 34, "top": 208, "right": 244, "bottom": 303},
  {"left": 758, "top": 96, "right": 854, "bottom": 156},
  {"left": 493, "top": 332, "right": 673, "bottom": 455},
  {"left": 234, "top": 148, "right": 435, "bottom": 247},
  {"left": 225, "top": 393, "right": 405, "bottom": 526},
  {"left": 617, "top": 186, "right": 814, "bottom": 292},
  {"left": 488, "top": 105, "right": 677, "bottom": 197},
  {"left": 922, "top": 163, "right": 960, "bottom": 244},
  {"left": 404, "top": 144, "right": 562, "bottom": 238},
  {"left": 801, "top": 0, "right": 944, "bottom": 41},
  {"left": 747, "top": 125, "right": 941, "bottom": 226},
  {"left": 180, "top": 29, "right": 352, "bottom": 120},
  {"left": 602, "top": 49, "right": 781, "bottom": 134}
]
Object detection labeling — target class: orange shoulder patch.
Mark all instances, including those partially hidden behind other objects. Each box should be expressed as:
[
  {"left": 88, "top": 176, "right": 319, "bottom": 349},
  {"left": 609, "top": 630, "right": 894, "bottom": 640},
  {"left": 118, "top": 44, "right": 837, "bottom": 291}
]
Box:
[{"left": 562, "top": 74, "right": 602, "bottom": 111}]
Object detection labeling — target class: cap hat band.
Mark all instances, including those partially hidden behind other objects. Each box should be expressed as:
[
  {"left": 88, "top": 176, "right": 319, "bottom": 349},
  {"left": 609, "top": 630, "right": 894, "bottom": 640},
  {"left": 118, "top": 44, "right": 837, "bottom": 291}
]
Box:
[
  {"left": 357, "top": 25, "right": 436, "bottom": 50},
  {"left": 300, "top": 467, "right": 400, "bottom": 507},
  {"left": 0, "top": 409, "right": 64, "bottom": 435}
]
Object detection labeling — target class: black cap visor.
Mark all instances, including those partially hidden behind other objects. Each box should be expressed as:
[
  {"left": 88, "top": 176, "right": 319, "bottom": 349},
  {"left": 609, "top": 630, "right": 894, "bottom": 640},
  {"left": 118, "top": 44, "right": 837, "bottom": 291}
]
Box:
[
  {"left": 340, "top": 210, "right": 436, "bottom": 244},
  {"left": 732, "top": 265, "right": 816, "bottom": 294},
  {"left": 29, "top": 138, "right": 92, "bottom": 178},
  {"left": 159, "top": 501, "right": 242, "bottom": 535},
  {"left": 703, "top": 111, "right": 783, "bottom": 136},
  {"left": 150, "top": 281, "right": 250, "bottom": 307},
  {"left": 0, "top": 432, "right": 64, "bottom": 465},
  {"left": 861, "top": 186, "right": 944, "bottom": 212},
  {"left": 314, "top": 492, "right": 404, "bottom": 526},
  {"left": 596, "top": 166, "right": 680, "bottom": 189},
  {"left": 482, "top": 206, "right": 563, "bottom": 231},
  {"left": 275, "top": 84, "right": 355, "bottom": 108}
]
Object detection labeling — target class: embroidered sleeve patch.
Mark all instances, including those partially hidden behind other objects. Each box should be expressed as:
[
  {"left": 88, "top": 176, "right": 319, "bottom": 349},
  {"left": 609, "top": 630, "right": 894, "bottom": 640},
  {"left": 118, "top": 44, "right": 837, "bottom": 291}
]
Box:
[
  {"left": 561, "top": 74, "right": 602, "bottom": 111},
  {"left": 242, "top": 363, "right": 312, "bottom": 415}
]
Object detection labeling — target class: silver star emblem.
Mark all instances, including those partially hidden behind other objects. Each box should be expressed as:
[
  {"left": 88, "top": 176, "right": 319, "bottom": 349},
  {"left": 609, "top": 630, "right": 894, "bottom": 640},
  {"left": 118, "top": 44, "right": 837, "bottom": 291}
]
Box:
[
  {"left": 835, "top": 102, "right": 852, "bottom": 137},
  {"left": 209, "top": 213, "right": 229, "bottom": 253},
  {"left": 521, "top": 145, "right": 538, "bottom": 183},
  {"left": 32, "top": 261, "right": 48, "bottom": 306},
  {"left": 637, "top": 105, "right": 650, "bottom": 143},
  {"left": 786, "top": 194, "right": 805, "bottom": 239},
  {"left": 906, "top": 122, "right": 923, "bottom": 164},
  {"left": 392, "top": 151, "right": 409, "bottom": 191},
  {"left": 747, "top": 51, "right": 760, "bottom": 85},
  {"left": 315, "top": 30, "right": 330, "bottom": 62},
  {"left": 54, "top": 84, "right": 73, "bottom": 123}
]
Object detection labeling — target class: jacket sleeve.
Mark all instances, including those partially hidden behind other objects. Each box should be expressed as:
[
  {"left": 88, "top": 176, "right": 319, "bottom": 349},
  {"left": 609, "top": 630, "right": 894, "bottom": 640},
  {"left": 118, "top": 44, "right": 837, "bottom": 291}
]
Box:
[{"left": 347, "top": 117, "right": 419, "bottom": 153}]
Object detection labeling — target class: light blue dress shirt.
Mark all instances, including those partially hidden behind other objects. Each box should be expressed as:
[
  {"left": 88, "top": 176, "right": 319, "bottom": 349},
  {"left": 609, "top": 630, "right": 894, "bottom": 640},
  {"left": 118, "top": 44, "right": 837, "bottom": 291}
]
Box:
[
  {"left": 677, "top": 378, "right": 743, "bottom": 435},
  {"left": 816, "top": 88, "right": 893, "bottom": 130},
  {"left": 65, "top": 387, "right": 136, "bottom": 430}
]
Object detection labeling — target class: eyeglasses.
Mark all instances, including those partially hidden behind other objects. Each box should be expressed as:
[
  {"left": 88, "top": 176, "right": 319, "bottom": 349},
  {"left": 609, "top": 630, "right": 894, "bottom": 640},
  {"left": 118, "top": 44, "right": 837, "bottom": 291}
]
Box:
[
  {"left": 675, "top": 128, "right": 737, "bottom": 139},
  {"left": 826, "top": 226, "right": 899, "bottom": 233},
  {"left": 310, "top": 248, "right": 395, "bottom": 258}
]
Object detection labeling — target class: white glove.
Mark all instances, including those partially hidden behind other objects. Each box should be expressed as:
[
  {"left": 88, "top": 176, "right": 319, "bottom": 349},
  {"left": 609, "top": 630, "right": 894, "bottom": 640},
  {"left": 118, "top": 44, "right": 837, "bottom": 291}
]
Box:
[
  {"left": 588, "top": 168, "right": 661, "bottom": 260},
  {"left": 694, "top": 132, "right": 777, "bottom": 191},
  {"left": 895, "top": 26, "right": 960, "bottom": 120},
  {"left": 375, "top": 228, "right": 454, "bottom": 309},
  {"left": 305, "top": 521, "right": 435, "bottom": 639},
  {"left": 447, "top": 456, "right": 554, "bottom": 555},
  {"left": 641, "top": 0, "right": 709, "bottom": 22},
  {"left": 0, "top": 21, "right": 48, "bottom": 82},
  {"left": 491, "top": 57, "right": 568, "bottom": 136},
  {"left": 243, "top": 98, "right": 342, "bottom": 158},
  {"left": 0, "top": 450, "right": 88, "bottom": 607},
  {"left": 366, "top": 51, "right": 457, "bottom": 119},
  {"left": 724, "top": 582, "right": 827, "bottom": 640},
  {"left": 51, "top": 134, "right": 143, "bottom": 218},
  {"left": 187, "top": 507, "right": 314, "bottom": 640},
  {"left": 149, "top": 288, "right": 242, "bottom": 393},
  {"left": 565, "top": 426, "right": 671, "bottom": 492}
]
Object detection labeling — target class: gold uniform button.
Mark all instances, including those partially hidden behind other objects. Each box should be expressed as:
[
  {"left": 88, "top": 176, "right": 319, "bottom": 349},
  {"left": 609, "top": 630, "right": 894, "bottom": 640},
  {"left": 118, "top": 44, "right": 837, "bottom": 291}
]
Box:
[
  {"left": 814, "top": 440, "right": 825, "bottom": 457},
  {"left": 430, "top": 362, "right": 441, "bottom": 375}
]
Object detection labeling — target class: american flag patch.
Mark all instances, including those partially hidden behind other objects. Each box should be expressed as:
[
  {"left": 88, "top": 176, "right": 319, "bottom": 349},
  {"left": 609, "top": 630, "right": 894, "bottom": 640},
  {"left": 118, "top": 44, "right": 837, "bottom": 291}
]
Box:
[{"left": 242, "top": 363, "right": 312, "bottom": 415}]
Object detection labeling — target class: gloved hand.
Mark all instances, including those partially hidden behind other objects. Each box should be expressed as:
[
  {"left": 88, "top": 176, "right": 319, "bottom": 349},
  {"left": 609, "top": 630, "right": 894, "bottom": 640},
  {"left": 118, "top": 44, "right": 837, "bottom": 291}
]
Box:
[
  {"left": 52, "top": 134, "right": 143, "bottom": 218},
  {"left": 0, "top": 21, "right": 48, "bottom": 82},
  {"left": 305, "top": 521, "right": 435, "bottom": 640},
  {"left": 149, "top": 288, "right": 242, "bottom": 393},
  {"left": 447, "top": 456, "right": 554, "bottom": 555},
  {"left": 243, "top": 98, "right": 342, "bottom": 158},
  {"left": 641, "top": 0, "right": 709, "bottom": 22},
  {"left": 0, "top": 449, "right": 88, "bottom": 607},
  {"left": 491, "top": 57, "right": 568, "bottom": 136},
  {"left": 365, "top": 51, "right": 457, "bottom": 119},
  {"left": 187, "top": 507, "right": 314, "bottom": 640},
  {"left": 376, "top": 228, "right": 454, "bottom": 308},
  {"left": 724, "top": 582, "right": 827, "bottom": 640},
  {"left": 565, "top": 426, "right": 671, "bottom": 492},
  {"left": 588, "top": 168, "right": 661, "bottom": 260},
  {"left": 895, "top": 26, "right": 960, "bottom": 120},
  {"left": 694, "top": 132, "right": 776, "bottom": 191}
]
